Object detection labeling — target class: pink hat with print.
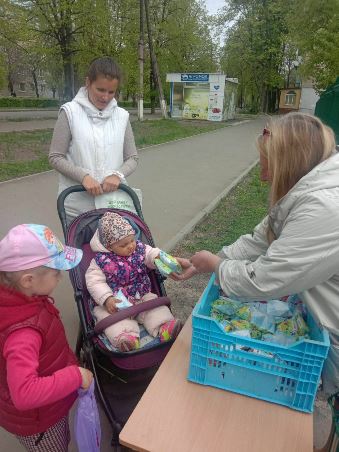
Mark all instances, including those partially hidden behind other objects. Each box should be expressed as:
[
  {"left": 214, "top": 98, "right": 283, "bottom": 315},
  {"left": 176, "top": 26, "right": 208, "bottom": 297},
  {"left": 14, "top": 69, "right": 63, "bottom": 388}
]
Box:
[
  {"left": 0, "top": 224, "right": 82, "bottom": 271},
  {"left": 98, "top": 212, "right": 134, "bottom": 249}
]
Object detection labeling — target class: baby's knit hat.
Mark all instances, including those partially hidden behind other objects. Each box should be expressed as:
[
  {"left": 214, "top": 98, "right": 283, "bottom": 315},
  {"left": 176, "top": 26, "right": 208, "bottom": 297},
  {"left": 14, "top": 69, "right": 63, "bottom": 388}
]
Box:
[{"left": 98, "top": 212, "right": 134, "bottom": 248}]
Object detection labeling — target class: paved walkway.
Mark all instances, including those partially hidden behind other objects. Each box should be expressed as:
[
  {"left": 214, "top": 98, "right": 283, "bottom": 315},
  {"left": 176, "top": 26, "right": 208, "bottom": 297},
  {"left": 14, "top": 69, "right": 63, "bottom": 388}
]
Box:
[{"left": 0, "top": 118, "right": 265, "bottom": 450}]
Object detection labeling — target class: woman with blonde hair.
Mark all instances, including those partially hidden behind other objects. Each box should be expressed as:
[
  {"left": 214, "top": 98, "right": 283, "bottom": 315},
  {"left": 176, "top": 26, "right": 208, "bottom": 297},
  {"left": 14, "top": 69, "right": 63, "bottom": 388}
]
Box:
[{"left": 179, "top": 112, "right": 339, "bottom": 398}]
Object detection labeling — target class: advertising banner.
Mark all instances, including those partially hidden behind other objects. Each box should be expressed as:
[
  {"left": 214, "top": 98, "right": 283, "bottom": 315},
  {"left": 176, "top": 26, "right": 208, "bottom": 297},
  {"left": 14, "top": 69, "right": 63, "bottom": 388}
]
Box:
[
  {"left": 183, "top": 87, "right": 209, "bottom": 120},
  {"left": 207, "top": 82, "right": 224, "bottom": 121},
  {"left": 207, "top": 93, "right": 224, "bottom": 121}
]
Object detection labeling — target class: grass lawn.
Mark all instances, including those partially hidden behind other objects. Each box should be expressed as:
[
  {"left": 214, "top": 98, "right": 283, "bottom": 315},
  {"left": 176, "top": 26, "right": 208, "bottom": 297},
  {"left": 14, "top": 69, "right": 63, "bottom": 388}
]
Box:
[
  {"left": 132, "top": 118, "right": 231, "bottom": 148},
  {"left": 166, "top": 165, "right": 269, "bottom": 322},
  {"left": 0, "top": 119, "right": 232, "bottom": 182},
  {"left": 171, "top": 165, "right": 269, "bottom": 256}
]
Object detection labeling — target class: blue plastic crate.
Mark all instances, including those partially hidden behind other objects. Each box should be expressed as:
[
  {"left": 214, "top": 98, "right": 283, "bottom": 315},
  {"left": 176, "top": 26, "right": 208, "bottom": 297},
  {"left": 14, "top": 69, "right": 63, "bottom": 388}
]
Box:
[{"left": 188, "top": 275, "right": 330, "bottom": 412}]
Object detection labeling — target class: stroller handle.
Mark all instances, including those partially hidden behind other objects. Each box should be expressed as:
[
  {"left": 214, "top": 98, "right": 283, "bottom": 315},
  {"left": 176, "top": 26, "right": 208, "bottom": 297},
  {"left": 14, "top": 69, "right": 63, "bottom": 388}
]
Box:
[{"left": 57, "top": 183, "right": 143, "bottom": 237}]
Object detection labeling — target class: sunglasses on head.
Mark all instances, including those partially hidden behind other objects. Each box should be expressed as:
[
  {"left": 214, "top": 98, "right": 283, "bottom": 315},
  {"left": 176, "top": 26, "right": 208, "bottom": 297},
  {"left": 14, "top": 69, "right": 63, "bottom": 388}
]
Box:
[{"left": 262, "top": 127, "right": 271, "bottom": 136}]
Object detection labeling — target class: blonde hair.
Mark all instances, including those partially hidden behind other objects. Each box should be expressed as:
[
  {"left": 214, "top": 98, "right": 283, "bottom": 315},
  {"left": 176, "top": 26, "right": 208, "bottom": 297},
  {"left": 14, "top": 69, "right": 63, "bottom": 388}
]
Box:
[
  {"left": 0, "top": 267, "right": 49, "bottom": 289},
  {"left": 265, "top": 113, "right": 336, "bottom": 242}
]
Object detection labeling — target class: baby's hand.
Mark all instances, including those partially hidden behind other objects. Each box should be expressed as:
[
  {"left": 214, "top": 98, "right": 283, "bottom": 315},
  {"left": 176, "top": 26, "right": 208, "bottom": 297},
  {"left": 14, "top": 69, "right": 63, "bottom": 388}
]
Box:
[
  {"left": 104, "top": 296, "right": 118, "bottom": 314},
  {"left": 78, "top": 367, "right": 93, "bottom": 389}
]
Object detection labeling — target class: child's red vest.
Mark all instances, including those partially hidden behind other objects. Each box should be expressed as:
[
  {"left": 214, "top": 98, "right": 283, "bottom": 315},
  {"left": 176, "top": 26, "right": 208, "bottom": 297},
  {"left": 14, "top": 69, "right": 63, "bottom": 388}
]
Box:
[{"left": 0, "top": 285, "right": 78, "bottom": 436}]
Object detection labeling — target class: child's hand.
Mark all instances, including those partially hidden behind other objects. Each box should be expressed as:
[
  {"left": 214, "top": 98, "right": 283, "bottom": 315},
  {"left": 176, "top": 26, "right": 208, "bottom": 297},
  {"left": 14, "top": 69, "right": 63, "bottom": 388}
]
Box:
[
  {"left": 78, "top": 367, "right": 93, "bottom": 389},
  {"left": 190, "top": 250, "right": 222, "bottom": 273},
  {"left": 104, "top": 296, "right": 118, "bottom": 314}
]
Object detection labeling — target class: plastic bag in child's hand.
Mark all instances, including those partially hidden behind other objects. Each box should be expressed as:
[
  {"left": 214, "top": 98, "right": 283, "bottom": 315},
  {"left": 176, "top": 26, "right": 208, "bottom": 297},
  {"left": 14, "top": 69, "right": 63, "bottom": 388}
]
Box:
[{"left": 74, "top": 380, "right": 101, "bottom": 452}]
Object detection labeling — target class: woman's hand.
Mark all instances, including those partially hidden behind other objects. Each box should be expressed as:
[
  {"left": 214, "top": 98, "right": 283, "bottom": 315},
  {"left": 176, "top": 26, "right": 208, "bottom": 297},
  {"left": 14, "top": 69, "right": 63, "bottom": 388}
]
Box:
[
  {"left": 104, "top": 296, "right": 119, "bottom": 314},
  {"left": 102, "top": 174, "right": 121, "bottom": 192},
  {"left": 78, "top": 367, "right": 93, "bottom": 390},
  {"left": 82, "top": 174, "right": 103, "bottom": 196},
  {"left": 190, "top": 251, "right": 222, "bottom": 274},
  {"left": 170, "top": 257, "right": 197, "bottom": 281}
]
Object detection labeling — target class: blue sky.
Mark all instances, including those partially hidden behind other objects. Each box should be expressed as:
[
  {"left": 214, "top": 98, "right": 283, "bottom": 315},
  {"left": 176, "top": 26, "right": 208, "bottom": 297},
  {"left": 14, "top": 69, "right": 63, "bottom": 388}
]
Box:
[{"left": 205, "top": 0, "right": 225, "bottom": 15}]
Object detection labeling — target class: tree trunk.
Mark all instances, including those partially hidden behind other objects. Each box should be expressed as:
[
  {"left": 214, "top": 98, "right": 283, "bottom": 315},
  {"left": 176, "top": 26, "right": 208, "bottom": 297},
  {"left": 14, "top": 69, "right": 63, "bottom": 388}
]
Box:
[
  {"left": 150, "top": 68, "right": 156, "bottom": 114},
  {"left": 63, "top": 58, "right": 74, "bottom": 101},
  {"left": 144, "top": 0, "right": 167, "bottom": 118},
  {"left": 261, "top": 85, "right": 268, "bottom": 113},
  {"left": 32, "top": 70, "right": 39, "bottom": 98},
  {"left": 7, "top": 76, "right": 14, "bottom": 96}
]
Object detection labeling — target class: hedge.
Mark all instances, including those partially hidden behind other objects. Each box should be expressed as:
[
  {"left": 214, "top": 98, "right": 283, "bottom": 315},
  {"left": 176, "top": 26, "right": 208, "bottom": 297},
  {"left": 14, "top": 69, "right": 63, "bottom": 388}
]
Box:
[
  {"left": 0, "top": 97, "right": 60, "bottom": 108},
  {"left": 118, "top": 100, "right": 158, "bottom": 109},
  {"left": 0, "top": 97, "right": 158, "bottom": 109}
]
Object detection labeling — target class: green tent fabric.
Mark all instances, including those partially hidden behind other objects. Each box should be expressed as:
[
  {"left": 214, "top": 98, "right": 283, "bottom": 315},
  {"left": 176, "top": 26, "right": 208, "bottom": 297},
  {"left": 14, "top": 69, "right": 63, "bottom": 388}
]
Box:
[{"left": 315, "top": 77, "right": 339, "bottom": 143}]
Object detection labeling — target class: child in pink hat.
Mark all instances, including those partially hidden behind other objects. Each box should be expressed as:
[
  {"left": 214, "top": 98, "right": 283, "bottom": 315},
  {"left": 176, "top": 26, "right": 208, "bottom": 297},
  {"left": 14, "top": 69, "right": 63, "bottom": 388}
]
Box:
[
  {"left": 0, "top": 224, "right": 93, "bottom": 451},
  {"left": 85, "top": 212, "right": 188, "bottom": 352}
]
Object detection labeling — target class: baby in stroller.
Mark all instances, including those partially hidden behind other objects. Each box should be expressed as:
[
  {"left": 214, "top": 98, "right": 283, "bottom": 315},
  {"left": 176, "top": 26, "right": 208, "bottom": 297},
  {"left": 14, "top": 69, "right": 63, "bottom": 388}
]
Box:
[{"left": 85, "top": 212, "right": 183, "bottom": 352}]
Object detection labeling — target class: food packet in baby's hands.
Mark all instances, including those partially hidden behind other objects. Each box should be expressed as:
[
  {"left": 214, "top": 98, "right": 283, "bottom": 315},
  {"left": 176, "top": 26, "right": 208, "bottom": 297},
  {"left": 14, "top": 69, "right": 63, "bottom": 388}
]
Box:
[
  {"left": 160, "top": 251, "right": 182, "bottom": 273},
  {"left": 154, "top": 251, "right": 182, "bottom": 276},
  {"left": 115, "top": 289, "right": 133, "bottom": 310}
]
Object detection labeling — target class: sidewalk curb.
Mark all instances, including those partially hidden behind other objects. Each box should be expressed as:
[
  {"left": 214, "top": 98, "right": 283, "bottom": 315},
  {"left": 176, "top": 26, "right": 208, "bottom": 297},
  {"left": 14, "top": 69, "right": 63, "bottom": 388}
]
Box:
[
  {"left": 138, "top": 120, "right": 251, "bottom": 152},
  {"left": 0, "top": 170, "right": 54, "bottom": 186},
  {"left": 162, "top": 159, "right": 259, "bottom": 252}
]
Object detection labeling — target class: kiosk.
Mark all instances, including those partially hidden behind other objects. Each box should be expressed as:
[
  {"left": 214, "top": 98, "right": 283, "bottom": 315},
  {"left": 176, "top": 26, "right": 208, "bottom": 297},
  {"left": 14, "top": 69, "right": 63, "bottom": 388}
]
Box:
[{"left": 166, "top": 73, "right": 238, "bottom": 121}]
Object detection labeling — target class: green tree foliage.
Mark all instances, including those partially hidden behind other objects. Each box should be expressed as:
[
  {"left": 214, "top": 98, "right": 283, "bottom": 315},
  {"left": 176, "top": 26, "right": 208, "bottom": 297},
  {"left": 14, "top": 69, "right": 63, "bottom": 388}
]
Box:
[
  {"left": 1, "top": 0, "right": 216, "bottom": 102},
  {"left": 145, "top": 0, "right": 217, "bottom": 100},
  {"left": 0, "top": 0, "right": 47, "bottom": 97},
  {"left": 75, "top": 0, "right": 140, "bottom": 100},
  {"left": 288, "top": 0, "right": 339, "bottom": 92},
  {"left": 220, "top": 0, "right": 291, "bottom": 113}
]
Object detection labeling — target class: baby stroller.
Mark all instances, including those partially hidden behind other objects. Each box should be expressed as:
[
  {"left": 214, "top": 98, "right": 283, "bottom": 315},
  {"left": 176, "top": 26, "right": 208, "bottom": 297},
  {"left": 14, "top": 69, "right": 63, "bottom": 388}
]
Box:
[{"left": 57, "top": 184, "right": 177, "bottom": 450}]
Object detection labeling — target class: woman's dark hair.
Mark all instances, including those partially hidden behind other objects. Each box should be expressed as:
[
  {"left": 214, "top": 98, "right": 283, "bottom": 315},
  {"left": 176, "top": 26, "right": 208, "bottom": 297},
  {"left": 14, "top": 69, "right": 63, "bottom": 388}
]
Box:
[{"left": 86, "top": 57, "right": 122, "bottom": 83}]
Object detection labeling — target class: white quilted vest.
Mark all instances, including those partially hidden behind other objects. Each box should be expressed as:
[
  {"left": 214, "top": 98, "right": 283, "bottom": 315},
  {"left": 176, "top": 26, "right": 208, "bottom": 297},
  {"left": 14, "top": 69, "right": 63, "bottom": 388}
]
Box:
[{"left": 58, "top": 87, "right": 129, "bottom": 217}]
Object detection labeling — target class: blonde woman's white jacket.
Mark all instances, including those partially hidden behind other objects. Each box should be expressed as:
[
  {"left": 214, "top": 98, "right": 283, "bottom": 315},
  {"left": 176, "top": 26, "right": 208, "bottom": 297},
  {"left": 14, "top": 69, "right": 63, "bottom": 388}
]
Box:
[
  {"left": 59, "top": 87, "right": 129, "bottom": 217},
  {"left": 218, "top": 151, "right": 339, "bottom": 393}
]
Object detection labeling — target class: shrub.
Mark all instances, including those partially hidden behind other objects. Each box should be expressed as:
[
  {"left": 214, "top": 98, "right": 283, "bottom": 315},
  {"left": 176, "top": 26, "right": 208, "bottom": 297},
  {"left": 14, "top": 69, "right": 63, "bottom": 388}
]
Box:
[
  {"left": 118, "top": 100, "right": 158, "bottom": 109},
  {"left": 0, "top": 97, "right": 60, "bottom": 108}
]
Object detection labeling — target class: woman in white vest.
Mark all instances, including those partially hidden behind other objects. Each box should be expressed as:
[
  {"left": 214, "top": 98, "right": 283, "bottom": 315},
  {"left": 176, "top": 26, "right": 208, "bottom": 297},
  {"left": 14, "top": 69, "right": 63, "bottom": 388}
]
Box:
[{"left": 49, "top": 57, "right": 138, "bottom": 219}]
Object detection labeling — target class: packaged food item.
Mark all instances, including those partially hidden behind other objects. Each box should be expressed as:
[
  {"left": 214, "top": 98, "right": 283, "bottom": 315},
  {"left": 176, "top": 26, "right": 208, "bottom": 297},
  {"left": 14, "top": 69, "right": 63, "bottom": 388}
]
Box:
[
  {"left": 250, "top": 309, "right": 275, "bottom": 333},
  {"left": 154, "top": 251, "right": 182, "bottom": 276},
  {"left": 115, "top": 289, "right": 133, "bottom": 310},
  {"left": 266, "top": 299, "right": 291, "bottom": 318},
  {"left": 211, "top": 298, "right": 242, "bottom": 317},
  {"left": 230, "top": 319, "right": 251, "bottom": 331}
]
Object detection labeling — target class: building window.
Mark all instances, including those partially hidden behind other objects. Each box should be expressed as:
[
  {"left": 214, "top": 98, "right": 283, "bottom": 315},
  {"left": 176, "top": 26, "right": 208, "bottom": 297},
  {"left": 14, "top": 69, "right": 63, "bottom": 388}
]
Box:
[
  {"left": 19, "top": 83, "right": 26, "bottom": 91},
  {"left": 285, "top": 91, "right": 296, "bottom": 105}
]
